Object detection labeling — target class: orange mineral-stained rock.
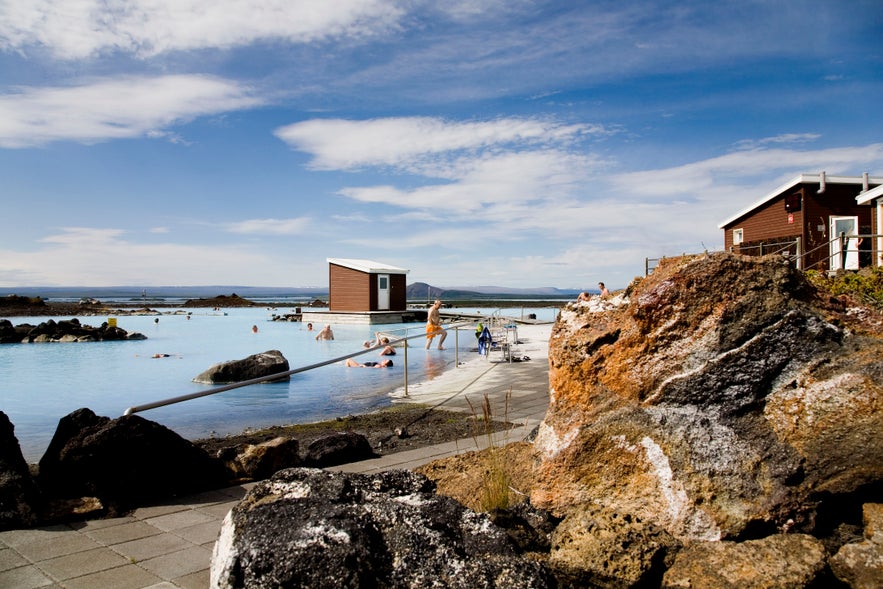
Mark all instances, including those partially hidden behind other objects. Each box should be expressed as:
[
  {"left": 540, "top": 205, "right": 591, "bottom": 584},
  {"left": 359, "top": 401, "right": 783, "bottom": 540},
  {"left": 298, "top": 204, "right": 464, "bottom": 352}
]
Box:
[{"left": 532, "top": 252, "right": 883, "bottom": 541}]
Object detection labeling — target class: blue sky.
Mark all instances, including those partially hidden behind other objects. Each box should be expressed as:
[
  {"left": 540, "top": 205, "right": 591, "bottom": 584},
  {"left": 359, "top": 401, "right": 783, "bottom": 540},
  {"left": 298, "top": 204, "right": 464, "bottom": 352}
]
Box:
[{"left": 1, "top": 0, "right": 881, "bottom": 290}]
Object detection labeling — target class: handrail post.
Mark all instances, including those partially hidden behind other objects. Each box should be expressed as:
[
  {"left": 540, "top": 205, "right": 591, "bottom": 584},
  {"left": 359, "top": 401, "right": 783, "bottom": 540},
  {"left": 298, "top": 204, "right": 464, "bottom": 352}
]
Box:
[
  {"left": 403, "top": 338, "right": 409, "bottom": 398},
  {"left": 455, "top": 326, "right": 459, "bottom": 367}
]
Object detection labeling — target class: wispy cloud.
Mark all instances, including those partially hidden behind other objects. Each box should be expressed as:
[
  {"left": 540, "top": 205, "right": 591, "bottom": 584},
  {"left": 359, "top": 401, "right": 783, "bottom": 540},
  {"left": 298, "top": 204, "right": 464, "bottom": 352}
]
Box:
[
  {"left": 0, "top": 75, "right": 261, "bottom": 148},
  {"left": 610, "top": 143, "right": 883, "bottom": 200},
  {"left": 733, "top": 133, "right": 822, "bottom": 151},
  {"left": 0, "top": 75, "right": 262, "bottom": 148},
  {"left": 274, "top": 116, "right": 601, "bottom": 171},
  {"left": 276, "top": 116, "right": 611, "bottom": 215},
  {"left": 225, "top": 218, "right": 311, "bottom": 235},
  {"left": 0, "top": 0, "right": 406, "bottom": 59}
]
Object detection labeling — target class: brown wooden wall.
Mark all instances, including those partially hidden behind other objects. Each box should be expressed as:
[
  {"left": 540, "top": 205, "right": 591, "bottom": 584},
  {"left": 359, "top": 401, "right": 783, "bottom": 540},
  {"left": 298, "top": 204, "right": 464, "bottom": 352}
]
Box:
[
  {"left": 328, "top": 264, "right": 408, "bottom": 312},
  {"left": 329, "top": 264, "right": 371, "bottom": 311}
]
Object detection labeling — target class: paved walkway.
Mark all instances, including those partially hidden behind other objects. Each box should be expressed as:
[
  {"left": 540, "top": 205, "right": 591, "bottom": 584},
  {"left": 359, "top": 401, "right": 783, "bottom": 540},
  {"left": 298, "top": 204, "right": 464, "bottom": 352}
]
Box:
[{"left": 0, "top": 325, "right": 552, "bottom": 589}]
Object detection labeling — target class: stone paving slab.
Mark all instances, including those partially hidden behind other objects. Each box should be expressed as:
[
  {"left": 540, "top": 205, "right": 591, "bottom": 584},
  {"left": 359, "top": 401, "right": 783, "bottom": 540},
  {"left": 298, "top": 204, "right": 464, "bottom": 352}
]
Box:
[{"left": 0, "top": 324, "right": 553, "bottom": 588}]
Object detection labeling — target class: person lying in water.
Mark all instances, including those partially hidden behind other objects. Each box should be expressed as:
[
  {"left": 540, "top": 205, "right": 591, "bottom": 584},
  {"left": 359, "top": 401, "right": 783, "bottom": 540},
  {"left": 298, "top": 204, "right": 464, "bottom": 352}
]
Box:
[{"left": 345, "top": 358, "right": 394, "bottom": 368}]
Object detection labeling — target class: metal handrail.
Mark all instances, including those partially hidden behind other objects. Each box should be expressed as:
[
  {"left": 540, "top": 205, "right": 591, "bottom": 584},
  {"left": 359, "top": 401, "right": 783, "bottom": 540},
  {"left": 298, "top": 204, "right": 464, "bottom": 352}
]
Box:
[
  {"left": 731, "top": 238, "right": 800, "bottom": 258},
  {"left": 799, "top": 233, "right": 879, "bottom": 271},
  {"left": 122, "top": 321, "right": 474, "bottom": 416}
]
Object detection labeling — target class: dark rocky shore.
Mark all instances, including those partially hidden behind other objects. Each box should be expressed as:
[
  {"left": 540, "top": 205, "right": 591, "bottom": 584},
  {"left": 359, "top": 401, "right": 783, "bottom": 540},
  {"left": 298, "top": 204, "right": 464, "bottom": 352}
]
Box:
[{"left": 0, "top": 293, "right": 279, "bottom": 317}]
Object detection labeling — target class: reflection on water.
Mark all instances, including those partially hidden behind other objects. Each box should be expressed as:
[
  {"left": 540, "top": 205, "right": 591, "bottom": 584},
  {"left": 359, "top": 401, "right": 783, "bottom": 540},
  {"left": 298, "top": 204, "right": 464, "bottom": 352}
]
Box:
[{"left": 423, "top": 353, "right": 448, "bottom": 381}]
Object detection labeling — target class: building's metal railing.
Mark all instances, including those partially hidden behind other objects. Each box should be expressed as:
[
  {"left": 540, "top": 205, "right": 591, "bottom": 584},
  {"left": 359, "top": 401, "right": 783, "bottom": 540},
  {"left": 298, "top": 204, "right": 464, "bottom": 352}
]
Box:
[
  {"left": 798, "top": 233, "right": 880, "bottom": 272},
  {"left": 122, "top": 320, "right": 474, "bottom": 416},
  {"left": 644, "top": 234, "right": 881, "bottom": 276},
  {"left": 730, "top": 238, "right": 801, "bottom": 260}
]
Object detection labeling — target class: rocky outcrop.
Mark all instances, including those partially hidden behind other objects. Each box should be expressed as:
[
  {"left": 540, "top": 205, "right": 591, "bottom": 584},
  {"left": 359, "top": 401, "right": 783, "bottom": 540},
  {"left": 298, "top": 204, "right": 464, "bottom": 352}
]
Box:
[
  {"left": 37, "top": 408, "right": 227, "bottom": 514},
  {"left": 0, "top": 412, "right": 39, "bottom": 530},
  {"left": 218, "top": 437, "right": 301, "bottom": 481},
  {"left": 0, "top": 318, "right": 146, "bottom": 344},
  {"left": 661, "top": 533, "right": 827, "bottom": 588},
  {"left": 550, "top": 503, "right": 680, "bottom": 587},
  {"left": 533, "top": 252, "right": 883, "bottom": 544},
  {"left": 193, "top": 349, "right": 290, "bottom": 384},
  {"left": 303, "top": 431, "right": 375, "bottom": 467},
  {"left": 182, "top": 293, "right": 259, "bottom": 307},
  {"left": 211, "top": 468, "right": 553, "bottom": 589},
  {"left": 830, "top": 503, "right": 883, "bottom": 589}
]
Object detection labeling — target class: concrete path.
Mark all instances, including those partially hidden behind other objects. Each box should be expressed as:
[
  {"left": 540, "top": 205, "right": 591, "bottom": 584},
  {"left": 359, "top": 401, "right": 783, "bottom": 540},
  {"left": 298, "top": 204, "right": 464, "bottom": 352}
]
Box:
[{"left": 0, "top": 324, "right": 553, "bottom": 588}]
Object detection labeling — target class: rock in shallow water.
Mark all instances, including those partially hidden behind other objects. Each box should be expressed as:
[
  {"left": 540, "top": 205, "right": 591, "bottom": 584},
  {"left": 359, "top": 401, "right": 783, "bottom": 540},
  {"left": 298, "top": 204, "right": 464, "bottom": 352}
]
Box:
[{"left": 193, "top": 349, "right": 290, "bottom": 384}]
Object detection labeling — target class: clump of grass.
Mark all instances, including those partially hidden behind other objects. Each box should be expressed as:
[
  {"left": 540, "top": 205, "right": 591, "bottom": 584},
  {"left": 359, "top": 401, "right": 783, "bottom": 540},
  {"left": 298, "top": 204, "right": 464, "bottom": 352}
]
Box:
[
  {"left": 806, "top": 266, "right": 883, "bottom": 309},
  {"left": 466, "top": 391, "right": 513, "bottom": 512}
]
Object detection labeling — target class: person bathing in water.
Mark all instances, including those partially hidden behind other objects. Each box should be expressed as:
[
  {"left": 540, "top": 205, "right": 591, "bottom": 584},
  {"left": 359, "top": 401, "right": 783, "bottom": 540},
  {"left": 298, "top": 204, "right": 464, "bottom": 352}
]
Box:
[
  {"left": 363, "top": 332, "right": 396, "bottom": 355},
  {"left": 345, "top": 358, "right": 393, "bottom": 368}
]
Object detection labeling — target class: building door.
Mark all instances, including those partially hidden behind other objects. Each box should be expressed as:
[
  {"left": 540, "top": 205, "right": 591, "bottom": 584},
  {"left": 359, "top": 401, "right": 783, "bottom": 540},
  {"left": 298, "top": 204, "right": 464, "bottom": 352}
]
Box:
[
  {"left": 377, "top": 274, "right": 390, "bottom": 310},
  {"left": 829, "top": 216, "right": 858, "bottom": 270}
]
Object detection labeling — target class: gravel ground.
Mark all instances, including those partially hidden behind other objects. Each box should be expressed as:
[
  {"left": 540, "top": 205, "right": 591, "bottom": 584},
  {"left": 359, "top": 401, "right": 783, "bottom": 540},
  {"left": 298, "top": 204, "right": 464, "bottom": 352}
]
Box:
[{"left": 193, "top": 404, "right": 514, "bottom": 457}]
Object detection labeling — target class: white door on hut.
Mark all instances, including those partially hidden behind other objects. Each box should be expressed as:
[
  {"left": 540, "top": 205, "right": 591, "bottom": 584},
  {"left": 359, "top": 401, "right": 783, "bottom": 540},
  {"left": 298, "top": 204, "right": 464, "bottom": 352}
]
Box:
[
  {"left": 377, "top": 274, "right": 390, "bottom": 310},
  {"left": 829, "top": 216, "right": 859, "bottom": 270}
]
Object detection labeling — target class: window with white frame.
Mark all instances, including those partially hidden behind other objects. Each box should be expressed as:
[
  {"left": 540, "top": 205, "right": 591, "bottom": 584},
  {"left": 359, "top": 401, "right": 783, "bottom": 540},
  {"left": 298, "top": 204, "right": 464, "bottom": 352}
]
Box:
[{"left": 733, "top": 228, "right": 743, "bottom": 245}]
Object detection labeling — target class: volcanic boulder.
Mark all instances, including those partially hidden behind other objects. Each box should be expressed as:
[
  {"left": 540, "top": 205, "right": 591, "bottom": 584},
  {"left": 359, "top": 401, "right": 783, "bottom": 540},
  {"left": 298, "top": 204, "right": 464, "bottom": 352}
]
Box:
[
  {"left": 0, "top": 412, "right": 40, "bottom": 530},
  {"left": 193, "top": 349, "right": 290, "bottom": 384},
  {"left": 211, "top": 468, "right": 553, "bottom": 588},
  {"left": 38, "top": 408, "right": 227, "bottom": 513},
  {"left": 533, "top": 252, "right": 883, "bottom": 541}
]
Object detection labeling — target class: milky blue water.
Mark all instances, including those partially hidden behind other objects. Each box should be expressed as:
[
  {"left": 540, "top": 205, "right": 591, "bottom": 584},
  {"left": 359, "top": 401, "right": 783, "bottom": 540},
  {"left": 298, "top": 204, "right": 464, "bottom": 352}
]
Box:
[{"left": 1, "top": 305, "right": 560, "bottom": 462}]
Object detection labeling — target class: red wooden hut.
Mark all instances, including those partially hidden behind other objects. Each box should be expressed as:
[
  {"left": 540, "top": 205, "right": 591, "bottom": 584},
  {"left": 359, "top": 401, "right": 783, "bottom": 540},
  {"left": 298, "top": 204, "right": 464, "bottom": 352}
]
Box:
[
  {"left": 718, "top": 172, "right": 882, "bottom": 271},
  {"left": 327, "top": 258, "right": 409, "bottom": 313}
]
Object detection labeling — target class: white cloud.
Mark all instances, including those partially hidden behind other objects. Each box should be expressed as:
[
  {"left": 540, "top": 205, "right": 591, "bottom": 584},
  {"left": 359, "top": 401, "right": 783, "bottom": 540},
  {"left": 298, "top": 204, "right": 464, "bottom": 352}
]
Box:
[
  {"left": 0, "top": 0, "right": 406, "bottom": 59},
  {"left": 0, "top": 74, "right": 261, "bottom": 147},
  {"left": 733, "top": 133, "right": 821, "bottom": 150},
  {"left": 339, "top": 149, "right": 603, "bottom": 211},
  {"left": 274, "top": 116, "right": 598, "bottom": 171},
  {"left": 610, "top": 143, "right": 883, "bottom": 200},
  {"left": 225, "top": 218, "right": 311, "bottom": 235}
]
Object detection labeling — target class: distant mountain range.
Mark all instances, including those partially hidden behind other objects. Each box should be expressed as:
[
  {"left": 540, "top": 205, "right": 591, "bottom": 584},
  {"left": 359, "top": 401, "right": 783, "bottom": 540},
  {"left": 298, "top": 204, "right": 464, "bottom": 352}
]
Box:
[
  {"left": 406, "top": 282, "right": 581, "bottom": 300},
  {"left": 2, "top": 283, "right": 582, "bottom": 301}
]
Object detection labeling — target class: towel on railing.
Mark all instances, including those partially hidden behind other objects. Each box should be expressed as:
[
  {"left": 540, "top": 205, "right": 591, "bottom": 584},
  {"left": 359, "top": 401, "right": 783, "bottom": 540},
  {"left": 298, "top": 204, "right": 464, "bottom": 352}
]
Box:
[{"left": 477, "top": 326, "right": 492, "bottom": 355}]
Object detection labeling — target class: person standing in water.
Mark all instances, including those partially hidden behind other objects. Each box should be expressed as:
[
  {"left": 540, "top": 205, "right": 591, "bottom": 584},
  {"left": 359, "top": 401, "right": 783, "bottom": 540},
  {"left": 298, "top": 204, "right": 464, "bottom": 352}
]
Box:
[
  {"left": 315, "top": 324, "right": 334, "bottom": 341},
  {"left": 425, "top": 299, "right": 446, "bottom": 350}
]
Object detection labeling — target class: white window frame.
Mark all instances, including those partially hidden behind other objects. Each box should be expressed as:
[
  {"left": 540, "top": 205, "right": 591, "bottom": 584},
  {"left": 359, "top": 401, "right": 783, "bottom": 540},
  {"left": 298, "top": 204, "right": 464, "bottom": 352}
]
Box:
[{"left": 733, "top": 228, "right": 743, "bottom": 245}]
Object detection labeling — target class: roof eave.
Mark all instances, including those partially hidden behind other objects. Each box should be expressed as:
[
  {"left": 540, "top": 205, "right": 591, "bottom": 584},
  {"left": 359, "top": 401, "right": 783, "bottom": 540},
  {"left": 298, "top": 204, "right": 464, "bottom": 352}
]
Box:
[
  {"left": 718, "top": 174, "right": 883, "bottom": 229},
  {"left": 327, "top": 258, "right": 410, "bottom": 274},
  {"left": 857, "top": 183, "right": 883, "bottom": 205}
]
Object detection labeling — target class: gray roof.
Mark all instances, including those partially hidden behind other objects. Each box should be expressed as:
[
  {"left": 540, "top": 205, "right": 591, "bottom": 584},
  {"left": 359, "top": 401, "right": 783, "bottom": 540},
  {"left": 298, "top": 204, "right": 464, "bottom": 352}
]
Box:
[
  {"left": 327, "top": 258, "right": 410, "bottom": 274},
  {"left": 718, "top": 173, "right": 883, "bottom": 229}
]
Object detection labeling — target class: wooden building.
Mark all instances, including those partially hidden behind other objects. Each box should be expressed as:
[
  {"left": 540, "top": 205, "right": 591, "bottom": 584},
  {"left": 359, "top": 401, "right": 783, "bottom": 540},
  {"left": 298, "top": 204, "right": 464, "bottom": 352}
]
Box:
[
  {"left": 327, "top": 258, "right": 409, "bottom": 313},
  {"left": 718, "top": 172, "right": 882, "bottom": 271},
  {"left": 857, "top": 183, "right": 883, "bottom": 267}
]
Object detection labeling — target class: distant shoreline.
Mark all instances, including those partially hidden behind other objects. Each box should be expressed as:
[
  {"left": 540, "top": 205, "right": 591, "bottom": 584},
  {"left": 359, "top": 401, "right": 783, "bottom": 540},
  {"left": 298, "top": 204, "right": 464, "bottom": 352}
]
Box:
[{"left": 1, "top": 296, "right": 572, "bottom": 318}]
